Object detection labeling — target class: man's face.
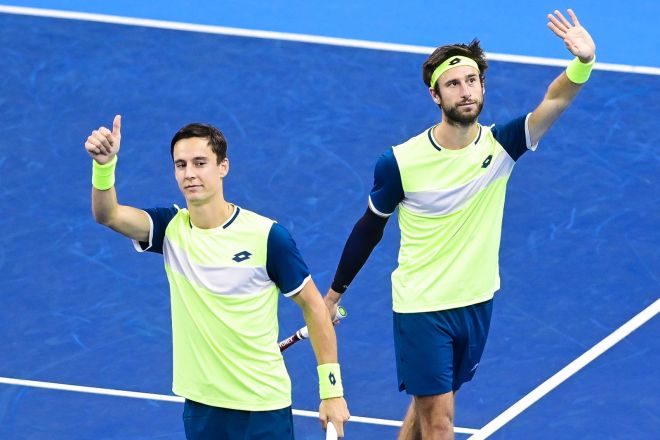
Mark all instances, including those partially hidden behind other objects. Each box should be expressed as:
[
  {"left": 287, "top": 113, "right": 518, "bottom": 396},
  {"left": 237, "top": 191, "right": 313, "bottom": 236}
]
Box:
[
  {"left": 172, "top": 137, "right": 228, "bottom": 205},
  {"left": 433, "top": 65, "right": 484, "bottom": 127}
]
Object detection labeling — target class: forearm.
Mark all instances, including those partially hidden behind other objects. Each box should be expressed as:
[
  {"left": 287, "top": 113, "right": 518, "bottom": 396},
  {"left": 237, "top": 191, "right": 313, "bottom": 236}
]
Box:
[
  {"left": 331, "top": 208, "right": 387, "bottom": 293},
  {"left": 531, "top": 9, "right": 596, "bottom": 144},
  {"left": 92, "top": 186, "right": 120, "bottom": 226},
  {"left": 89, "top": 157, "right": 150, "bottom": 241},
  {"left": 292, "top": 279, "right": 345, "bottom": 408},
  {"left": 545, "top": 51, "right": 594, "bottom": 104},
  {"left": 529, "top": 73, "right": 581, "bottom": 141},
  {"left": 546, "top": 71, "right": 582, "bottom": 105},
  {"left": 304, "top": 290, "right": 338, "bottom": 365},
  {"left": 90, "top": 153, "right": 120, "bottom": 226},
  {"left": 529, "top": 56, "right": 594, "bottom": 145}
]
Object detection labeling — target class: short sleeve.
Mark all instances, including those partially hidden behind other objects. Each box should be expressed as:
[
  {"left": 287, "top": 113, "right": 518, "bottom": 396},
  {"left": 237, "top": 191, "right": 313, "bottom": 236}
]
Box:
[
  {"left": 266, "top": 223, "right": 311, "bottom": 297},
  {"left": 491, "top": 113, "right": 537, "bottom": 161},
  {"left": 132, "top": 207, "right": 178, "bottom": 254},
  {"left": 368, "top": 149, "right": 404, "bottom": 217}
]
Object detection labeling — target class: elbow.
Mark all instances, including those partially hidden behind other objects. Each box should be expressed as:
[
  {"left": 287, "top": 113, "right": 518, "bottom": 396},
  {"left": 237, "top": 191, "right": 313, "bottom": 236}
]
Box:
[{"left": 92, "top": 208, "right": 114, "bottom": 227}]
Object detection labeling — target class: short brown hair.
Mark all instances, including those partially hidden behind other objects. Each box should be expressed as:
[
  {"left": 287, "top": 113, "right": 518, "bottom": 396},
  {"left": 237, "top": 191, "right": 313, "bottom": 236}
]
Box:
[
  {"left": 170, "top": 123, "right": 227, "bottom": 164},
  {"left": 422, "top": 39, "right": 488, "bottom": 92}
]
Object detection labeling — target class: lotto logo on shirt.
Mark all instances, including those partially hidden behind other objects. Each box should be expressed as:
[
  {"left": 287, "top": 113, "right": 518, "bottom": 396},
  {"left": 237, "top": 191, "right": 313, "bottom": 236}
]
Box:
[{"left": 232, "top": 251, "right": 252, "bottom": 262}]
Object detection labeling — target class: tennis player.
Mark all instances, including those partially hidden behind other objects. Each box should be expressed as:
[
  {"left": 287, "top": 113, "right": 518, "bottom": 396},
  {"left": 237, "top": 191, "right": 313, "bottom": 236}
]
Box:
[
  {"left": 324, "top": 9, "right": 595, "bottom": 439},
  {"left": 84, "top": 120, "right": 350, "bottom": 439}
]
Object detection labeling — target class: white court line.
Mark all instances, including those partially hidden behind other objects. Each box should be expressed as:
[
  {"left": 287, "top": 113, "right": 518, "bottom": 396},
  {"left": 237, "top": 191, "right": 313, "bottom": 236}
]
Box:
[
  {"left": 0, "top": 376, "right": 478, "bottom": 434},
  {"left": 0, "top": 4, "right": 659, "bottom": 76},
  {"left": 468, "top": 298, "right": 660, "bottom": 440}
]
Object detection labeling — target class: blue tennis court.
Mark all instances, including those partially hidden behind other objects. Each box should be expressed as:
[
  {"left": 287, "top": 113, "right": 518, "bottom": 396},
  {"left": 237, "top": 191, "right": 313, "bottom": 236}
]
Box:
[{"left": 0, "top": 3, "right": 658, "bottom": 439}]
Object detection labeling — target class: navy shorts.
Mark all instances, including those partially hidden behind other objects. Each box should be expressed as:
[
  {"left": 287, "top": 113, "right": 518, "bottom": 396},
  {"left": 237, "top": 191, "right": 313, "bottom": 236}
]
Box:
[
  {"left": 183, "top": 399, "right": 295, "bottom": 440},
  {"left": 393, "top": 299, "right": 493, "bottom": 396}
]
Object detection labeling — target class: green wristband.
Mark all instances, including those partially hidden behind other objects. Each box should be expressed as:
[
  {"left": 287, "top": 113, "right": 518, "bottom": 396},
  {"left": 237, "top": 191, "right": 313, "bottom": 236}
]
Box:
[
  {"left": 565, "top": 56, "right": 595, "bottom": 84},
  {"left": 92, "top": 155, "right": 118, "bottom": 190},
  {"left": 317, "top": 363, "right": 344, "bottom": 400}
]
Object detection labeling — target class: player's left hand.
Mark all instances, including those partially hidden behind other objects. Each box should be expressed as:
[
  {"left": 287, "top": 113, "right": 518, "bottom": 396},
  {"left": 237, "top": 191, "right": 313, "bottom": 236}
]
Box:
[
  {"left": 547, "top": 9, "right": 596, "bottom": 63},
  {"left": 323, "top": 289, "right": 342, "bottom": 321},
  {"left": 320, "top": 397, "right": 350, "bottom": 437}
]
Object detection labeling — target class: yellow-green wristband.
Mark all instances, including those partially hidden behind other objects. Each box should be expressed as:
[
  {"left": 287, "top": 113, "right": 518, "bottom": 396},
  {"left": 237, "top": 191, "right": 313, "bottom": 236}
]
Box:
[
  {"left": 565, "top": 56, "right": 595, "bottom": 84},
  {"left": 318, "top": 363, "right": 343, "bottom": 400},
  {"left": 92, "top": 155, "right": 117, "bottom": 190}
]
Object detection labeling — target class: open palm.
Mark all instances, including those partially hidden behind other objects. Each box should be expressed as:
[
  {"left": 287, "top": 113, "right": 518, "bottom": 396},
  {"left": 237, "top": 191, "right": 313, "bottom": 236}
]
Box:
[{"left": 547, "top": 9, "right": 596, "bottom": 63}]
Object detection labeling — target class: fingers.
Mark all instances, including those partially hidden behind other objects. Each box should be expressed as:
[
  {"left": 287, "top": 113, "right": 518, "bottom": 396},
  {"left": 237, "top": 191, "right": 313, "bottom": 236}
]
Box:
[
  {"left": 547, "top": 13, "right": 567, "bottom": 35},
  {"left": 112, "top": 114, "right": 122, "bottom": 138},
  {"left": 84, "top": 140, "right": 103, "bottom": 156},
  {"left": 319, "top": 399, "right": 350, "bottom": 438},
  {"left": 333, "top": 420, "right": 345, "bottom": 438},
  {"left": 567, "top": 8, "right": 580, "bottom": 26},
  {"left": 321, "top": 399, "right": 350, "bottom": 438},
  {"left": 89, "top": 128, "right": 114, "bottom": 155},
  {"left": 546, "top": 21, "right": 565, "bottom": 39},
  {"left": 547, "top": 8, "right": 595, "bottom": 60},
  {"left": 85, "top": 117, "right": 120, "bottom": 159},
  {"left": 554, "top": 10, "right": 572, "bottom": 28},
  {"left": 329, "top": 414, "right": 350, "bottom": 438}
]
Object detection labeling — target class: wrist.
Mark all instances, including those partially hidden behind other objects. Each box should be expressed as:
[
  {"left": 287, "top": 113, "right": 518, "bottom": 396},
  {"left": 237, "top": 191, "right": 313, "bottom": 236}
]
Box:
[
  {"left": 330, "top": 281, "right": 347, "bottom": 294},
  {"left": 566, "top": 55, "right": 595, "bottom": 84},
  {"left": 326, "top": 289, "right": 343, "bottom": 303},
  {"left": 578, "top": 54, "right": 595, "bottom": 64},
  {"left": 318, "top": 363, "right": 343, "bottom": 400},
  {"left": 92, "top": 155, "right": 117, "bottom": 190}
]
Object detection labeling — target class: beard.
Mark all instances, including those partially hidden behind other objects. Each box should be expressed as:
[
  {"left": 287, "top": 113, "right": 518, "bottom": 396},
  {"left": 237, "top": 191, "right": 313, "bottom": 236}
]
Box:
[{"left": 440, "top": 97, "right": 484, "bottom": 127}]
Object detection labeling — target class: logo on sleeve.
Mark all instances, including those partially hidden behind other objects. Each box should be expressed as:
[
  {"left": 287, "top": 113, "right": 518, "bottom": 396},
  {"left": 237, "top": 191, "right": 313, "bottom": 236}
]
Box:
[
  {"left": 481, "top": 155, "right": 493, "bottom": 168},
  {"left": 232, "top": 251, "right": 252, "bottom": 262}
]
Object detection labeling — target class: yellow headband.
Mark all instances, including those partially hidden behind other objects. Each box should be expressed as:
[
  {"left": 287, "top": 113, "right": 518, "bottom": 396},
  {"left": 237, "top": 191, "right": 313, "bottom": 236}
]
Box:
[{"left": 430, "top": 56, "right": 480, "bottom": 89}]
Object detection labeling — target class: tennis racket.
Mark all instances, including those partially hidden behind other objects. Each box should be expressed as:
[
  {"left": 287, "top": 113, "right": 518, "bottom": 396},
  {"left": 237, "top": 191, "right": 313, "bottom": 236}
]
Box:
[
  {"left": 278, "top": 306, "right": 347, "bottom": 352},
  {"left": 326, "top": 421, "right": 339, "bottom": 440}
]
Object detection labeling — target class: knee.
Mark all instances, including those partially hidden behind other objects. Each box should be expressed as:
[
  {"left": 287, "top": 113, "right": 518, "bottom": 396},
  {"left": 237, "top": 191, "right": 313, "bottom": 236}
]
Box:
[
  {"left": 427, "top": 413, "right": 453, "bottom": 435},
  {"left": 415, "top": 395, "right": 454, "bottom": 438}
]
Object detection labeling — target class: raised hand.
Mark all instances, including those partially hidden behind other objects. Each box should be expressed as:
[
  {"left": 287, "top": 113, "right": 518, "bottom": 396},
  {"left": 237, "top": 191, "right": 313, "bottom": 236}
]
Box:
[
  {"left": 84, "top": 115, "right": 122, "bottom": 164},
  {"left": 547, "top": 9, "right": 595, "bottom": 63}
]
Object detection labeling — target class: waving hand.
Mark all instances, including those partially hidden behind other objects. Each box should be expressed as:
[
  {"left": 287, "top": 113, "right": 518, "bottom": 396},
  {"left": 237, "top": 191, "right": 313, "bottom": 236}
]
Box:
[{"left": 547, "top": 9, "right": 595, "bottom": 63}]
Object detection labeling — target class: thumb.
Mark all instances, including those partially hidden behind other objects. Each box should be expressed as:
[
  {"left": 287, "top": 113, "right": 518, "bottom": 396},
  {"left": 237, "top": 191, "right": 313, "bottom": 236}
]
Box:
[{"left": 112, "top": 114, "right": 122, "bottom": 138}]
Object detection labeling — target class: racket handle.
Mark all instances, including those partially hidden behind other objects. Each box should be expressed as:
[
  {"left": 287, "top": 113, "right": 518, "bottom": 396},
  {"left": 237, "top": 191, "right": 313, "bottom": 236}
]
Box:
[
  {"left": 294, "top": 305, "right": 343, "bottom": 341},
  {"left": 279, "top": 306, "right": 347, "bottom": 352},
  {"left": 278, "top": 333, "right": 301, "bottom": 351},
  {"left": 326, "top": 421, "right": 338, "bottom": 440}
]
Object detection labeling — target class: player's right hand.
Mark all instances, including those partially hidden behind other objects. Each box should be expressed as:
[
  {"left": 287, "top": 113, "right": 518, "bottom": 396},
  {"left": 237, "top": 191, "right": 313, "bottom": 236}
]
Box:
[
  {"left": 84, "top": 115, "right": 122, "bottom": 164},
  {"left": 320, "top": 397, "right": 350, "bottom": 438}
]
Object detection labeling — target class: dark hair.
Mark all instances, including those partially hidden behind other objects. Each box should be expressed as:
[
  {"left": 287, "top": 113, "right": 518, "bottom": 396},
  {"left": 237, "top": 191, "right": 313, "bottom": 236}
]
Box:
[
  {"left": 170, "top": 123, "right": 227, "bottom": 164},
  {"left": 422, "top": 39, "right": 488, "bottom": 93}
]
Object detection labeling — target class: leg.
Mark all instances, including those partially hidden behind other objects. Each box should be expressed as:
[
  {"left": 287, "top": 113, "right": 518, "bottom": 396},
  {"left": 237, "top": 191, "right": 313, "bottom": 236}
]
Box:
[
  {"left": 414, "top": 392, "right": 455, "bottom": 440},
  {"left": 393, "top": 311, "right": 454, "bottom": 440},
  {"left": 397, "top": 399, "right": 421, "bottom": 440}
]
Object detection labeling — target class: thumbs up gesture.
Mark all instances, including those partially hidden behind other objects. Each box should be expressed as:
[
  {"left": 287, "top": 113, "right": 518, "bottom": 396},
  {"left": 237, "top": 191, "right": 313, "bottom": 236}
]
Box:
[{"left": 84, "top": 115, "right": 122, "bottom": 164}]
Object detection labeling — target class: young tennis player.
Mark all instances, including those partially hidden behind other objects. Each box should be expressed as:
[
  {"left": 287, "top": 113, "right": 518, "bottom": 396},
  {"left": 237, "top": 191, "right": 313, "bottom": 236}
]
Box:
[
  {"left": 84, "top": 120, "right": 350, "bottom": 438},
  {"left": 324, "top": 9, "right": 596, "bottom": 439}
]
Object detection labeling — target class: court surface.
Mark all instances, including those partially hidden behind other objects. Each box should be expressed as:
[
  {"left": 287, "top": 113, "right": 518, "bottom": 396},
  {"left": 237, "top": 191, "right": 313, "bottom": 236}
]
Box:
[{"left": 0, "top": 4, "right": 658, "bottom": 440}]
